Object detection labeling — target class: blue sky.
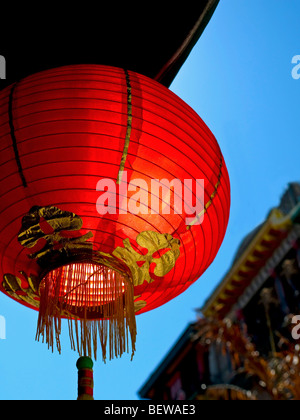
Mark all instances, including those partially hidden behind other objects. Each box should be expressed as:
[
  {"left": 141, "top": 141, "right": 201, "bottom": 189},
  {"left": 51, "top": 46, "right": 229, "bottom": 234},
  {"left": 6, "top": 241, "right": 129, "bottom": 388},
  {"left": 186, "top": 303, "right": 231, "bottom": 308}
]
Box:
[{"left": 0, "top": 0, "right": 300, "bottom": 400}]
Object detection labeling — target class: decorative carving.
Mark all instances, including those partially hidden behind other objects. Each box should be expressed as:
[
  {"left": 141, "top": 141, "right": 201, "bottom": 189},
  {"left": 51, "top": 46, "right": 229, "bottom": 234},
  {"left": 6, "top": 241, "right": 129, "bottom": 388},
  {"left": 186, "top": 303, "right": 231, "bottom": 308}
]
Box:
[
  {"left": 2, "top": 272, "right": 40, "bottom": 308},
  {"left": 18, "top": 206, "right": 93, "bottom": 267},
  {"left": 113, "top": 231, "right": 180, "bottom": 286}
]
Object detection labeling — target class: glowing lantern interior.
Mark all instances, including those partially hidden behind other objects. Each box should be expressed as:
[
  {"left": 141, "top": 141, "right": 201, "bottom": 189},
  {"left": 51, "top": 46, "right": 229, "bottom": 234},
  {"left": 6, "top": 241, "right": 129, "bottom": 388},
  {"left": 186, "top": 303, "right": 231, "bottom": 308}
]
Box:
[{"left": 41, "top": 263, "right": 126, "bottom": 314}]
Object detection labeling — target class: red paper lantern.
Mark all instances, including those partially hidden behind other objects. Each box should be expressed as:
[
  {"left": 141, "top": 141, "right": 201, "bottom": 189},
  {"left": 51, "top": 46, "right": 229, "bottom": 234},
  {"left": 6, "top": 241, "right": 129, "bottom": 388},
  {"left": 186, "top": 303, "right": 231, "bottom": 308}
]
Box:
[{"left": 0, "top": 65, "right": 230, "bottom": 360}]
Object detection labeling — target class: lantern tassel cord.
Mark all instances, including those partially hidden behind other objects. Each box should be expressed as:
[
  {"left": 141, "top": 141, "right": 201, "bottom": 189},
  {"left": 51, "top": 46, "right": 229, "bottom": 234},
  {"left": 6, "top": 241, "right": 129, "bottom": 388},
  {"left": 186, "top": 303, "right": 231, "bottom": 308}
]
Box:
[{"left": 117, "top": 69, "right": 132, "bottom": 185}]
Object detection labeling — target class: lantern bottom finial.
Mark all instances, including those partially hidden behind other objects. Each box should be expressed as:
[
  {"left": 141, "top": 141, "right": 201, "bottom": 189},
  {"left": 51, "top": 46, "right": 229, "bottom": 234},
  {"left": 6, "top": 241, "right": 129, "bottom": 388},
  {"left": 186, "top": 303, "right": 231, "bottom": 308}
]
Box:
[
  {"left": 36, "top": 263, "right": 136, "bottom": 362},
  {"left": 77, "top": 356, "right": 94, "bottom": 400}
]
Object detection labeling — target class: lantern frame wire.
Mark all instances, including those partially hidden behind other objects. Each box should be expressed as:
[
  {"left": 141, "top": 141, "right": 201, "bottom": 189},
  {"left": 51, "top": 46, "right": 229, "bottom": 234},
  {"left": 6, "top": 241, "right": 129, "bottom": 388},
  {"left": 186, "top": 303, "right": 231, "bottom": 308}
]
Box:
[
  {"left": 117, "top": 69, "right": 132, "bottom": 185},
  {"left": 8, "top": 81, "right": 27, "bottom": 188}
]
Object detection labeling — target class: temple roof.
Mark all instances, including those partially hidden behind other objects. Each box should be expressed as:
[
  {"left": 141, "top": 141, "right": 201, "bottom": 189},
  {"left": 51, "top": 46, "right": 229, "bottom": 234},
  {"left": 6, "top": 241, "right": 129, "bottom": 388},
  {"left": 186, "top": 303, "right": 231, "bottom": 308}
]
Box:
[{"left": 201, "top": 183, "right": 300, "bottom": 318}]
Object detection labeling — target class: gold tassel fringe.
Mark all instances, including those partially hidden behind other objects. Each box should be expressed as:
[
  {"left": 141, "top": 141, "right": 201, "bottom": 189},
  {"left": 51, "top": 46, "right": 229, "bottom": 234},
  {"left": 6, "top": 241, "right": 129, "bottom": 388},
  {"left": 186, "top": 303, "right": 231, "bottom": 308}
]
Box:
[{"left": 36, "top": 263, "right": 137, "bottom": 362}]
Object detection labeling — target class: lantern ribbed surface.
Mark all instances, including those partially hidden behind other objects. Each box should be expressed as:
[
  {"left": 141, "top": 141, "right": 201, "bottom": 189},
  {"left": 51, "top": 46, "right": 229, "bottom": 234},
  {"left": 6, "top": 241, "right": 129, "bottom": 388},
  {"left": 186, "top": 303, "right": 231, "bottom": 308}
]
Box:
[{"left": 0, "top": 64, "right": 230, "bottom": 360}]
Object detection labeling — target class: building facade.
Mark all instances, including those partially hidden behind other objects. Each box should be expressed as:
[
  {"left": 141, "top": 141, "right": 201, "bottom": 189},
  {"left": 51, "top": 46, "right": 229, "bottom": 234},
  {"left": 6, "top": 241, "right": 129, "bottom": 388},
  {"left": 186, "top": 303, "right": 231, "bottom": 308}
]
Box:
[{"left": 139, "top": 183, "right": 300, "bottom": 400}]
